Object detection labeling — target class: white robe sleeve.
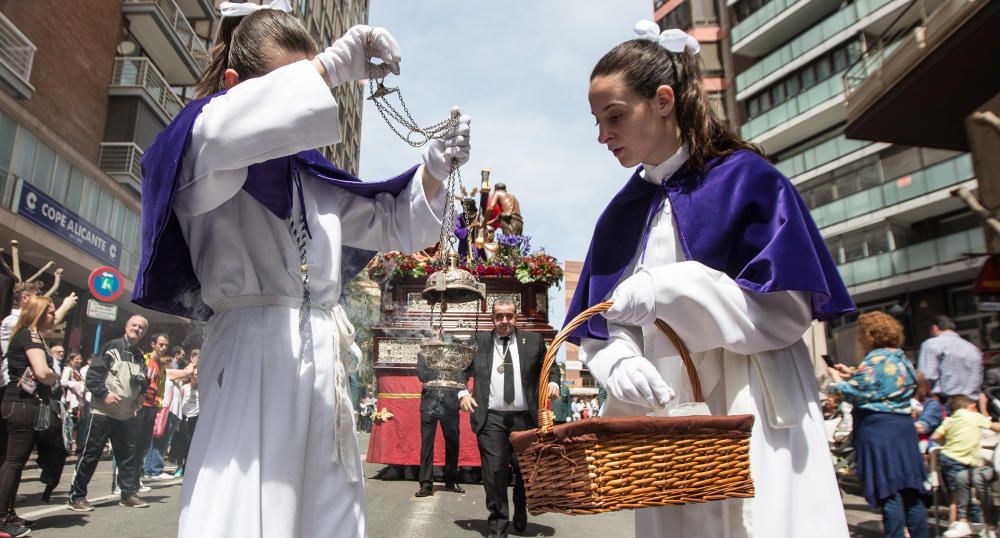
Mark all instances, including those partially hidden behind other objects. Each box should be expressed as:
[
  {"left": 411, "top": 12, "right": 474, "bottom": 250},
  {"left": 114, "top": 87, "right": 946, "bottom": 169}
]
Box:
[
  {"left": 174, "top": 59, "right": 343, "bottom": 217},
  {"left": 320, "top": 167, "right": 446, "bottom": 253},
  {"left": 645, "top": 261, "right": 812, "bottom": 355},
  {"left": 580, "top": 261, "right": 812, "bottom": 371}
]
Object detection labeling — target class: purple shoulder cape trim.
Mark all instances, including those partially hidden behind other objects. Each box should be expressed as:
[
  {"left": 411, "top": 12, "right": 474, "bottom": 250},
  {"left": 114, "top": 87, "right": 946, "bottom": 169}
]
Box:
[
  {"left": 133, "top": 93, "right": 417, "bottom": 320},
  {"left": 564, "top": 150, "right": 855, "bottom": 344}
]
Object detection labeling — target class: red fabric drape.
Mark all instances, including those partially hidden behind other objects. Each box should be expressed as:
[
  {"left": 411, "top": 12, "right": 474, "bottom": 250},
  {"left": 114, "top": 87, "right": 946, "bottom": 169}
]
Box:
[{"left": 366, "top": 371, "right": 481, "bottom": 467}]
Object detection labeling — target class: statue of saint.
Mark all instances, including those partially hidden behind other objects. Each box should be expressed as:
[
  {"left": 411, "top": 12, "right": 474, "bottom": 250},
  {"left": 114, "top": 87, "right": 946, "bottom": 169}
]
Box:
[{"left": 490, "top": 183, "right": 522, "bottom": 235}]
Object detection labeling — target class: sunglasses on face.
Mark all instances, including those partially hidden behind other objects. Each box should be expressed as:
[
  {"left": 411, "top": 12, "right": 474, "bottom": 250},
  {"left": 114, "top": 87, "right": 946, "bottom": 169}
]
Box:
[{"left": 493, "top": 313, "right": 515, "bottom": 320}]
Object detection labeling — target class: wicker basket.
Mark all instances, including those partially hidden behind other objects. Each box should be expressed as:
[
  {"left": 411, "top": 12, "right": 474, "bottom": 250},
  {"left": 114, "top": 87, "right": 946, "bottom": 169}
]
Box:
[{"left": 509, "top": 301, "right": 755, "bottom": 515}]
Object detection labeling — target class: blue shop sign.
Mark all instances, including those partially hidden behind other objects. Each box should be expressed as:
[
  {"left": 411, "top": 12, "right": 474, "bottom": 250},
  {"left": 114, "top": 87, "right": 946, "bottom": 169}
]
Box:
[{"left": 16, "top": 181, "right": 122, "bottom": 267}]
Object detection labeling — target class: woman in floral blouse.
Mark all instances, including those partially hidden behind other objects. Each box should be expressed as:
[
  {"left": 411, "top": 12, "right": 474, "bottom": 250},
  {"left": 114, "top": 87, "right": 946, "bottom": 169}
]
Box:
[{"left": 827, "top": 311, "right": 928, "bottom": 538}]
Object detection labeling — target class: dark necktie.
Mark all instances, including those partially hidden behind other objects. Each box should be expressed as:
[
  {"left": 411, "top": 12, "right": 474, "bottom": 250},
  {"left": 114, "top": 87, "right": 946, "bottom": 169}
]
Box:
[{"left": 501, "top": 336, "right": 514, "bottom": 404}]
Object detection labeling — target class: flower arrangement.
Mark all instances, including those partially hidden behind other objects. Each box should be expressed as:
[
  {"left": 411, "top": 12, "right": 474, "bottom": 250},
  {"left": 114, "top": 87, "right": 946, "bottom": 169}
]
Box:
[
  {"left": 366, "top": 235, "right": 564, "bottom": 287},
  {"left": 515, "top": 253, "right": 564, "bottom": 288}
]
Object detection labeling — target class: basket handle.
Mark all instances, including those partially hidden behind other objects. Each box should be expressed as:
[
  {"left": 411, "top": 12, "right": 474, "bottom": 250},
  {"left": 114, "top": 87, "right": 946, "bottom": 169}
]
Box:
[{"left": 536, "top": 301, "right": 703, "bottom": 433}]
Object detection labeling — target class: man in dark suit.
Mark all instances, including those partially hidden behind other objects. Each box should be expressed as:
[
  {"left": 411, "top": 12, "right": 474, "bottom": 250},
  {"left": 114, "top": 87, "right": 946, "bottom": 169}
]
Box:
[
  {"left": 459, "top": 298, "right": 559, "bottom": 538},
  {"left": 414, "top": 352, "right": 465, "bottom": 497}
]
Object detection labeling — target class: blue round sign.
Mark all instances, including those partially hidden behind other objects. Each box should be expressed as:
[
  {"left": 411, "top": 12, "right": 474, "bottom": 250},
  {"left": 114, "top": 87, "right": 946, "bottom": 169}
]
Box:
[{"left": 88, "top": 266, "right": 124, "bottom": 302}]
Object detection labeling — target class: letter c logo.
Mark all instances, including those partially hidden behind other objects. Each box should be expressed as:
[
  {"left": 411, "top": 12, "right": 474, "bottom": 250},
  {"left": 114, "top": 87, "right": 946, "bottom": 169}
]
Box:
[{"left": 25, "top": 191, "right": 36, "bottom": 211}]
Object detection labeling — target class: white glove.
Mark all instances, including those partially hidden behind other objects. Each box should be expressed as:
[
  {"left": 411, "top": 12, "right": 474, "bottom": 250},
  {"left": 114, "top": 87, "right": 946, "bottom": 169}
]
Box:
[
  {"left": 604, "top": 270, "right": 656, "bottom": 327},
  {"left": 422, "top": 107, "right": 471, "bottom": 180},
  {"left": 317, "top": 25, "right": 401, "bottom": 88},
  {"left": 591, "top": 355, "right": 674, "bottom": 409}
]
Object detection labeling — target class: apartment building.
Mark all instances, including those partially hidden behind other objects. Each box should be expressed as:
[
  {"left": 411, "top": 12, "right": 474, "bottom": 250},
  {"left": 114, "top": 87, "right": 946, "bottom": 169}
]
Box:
[
  {"left": 728, "top": 0, "right": 991, "bottom": 360},
  {"left": 0, "top": 0, "right": 367, "bottom": 352}
]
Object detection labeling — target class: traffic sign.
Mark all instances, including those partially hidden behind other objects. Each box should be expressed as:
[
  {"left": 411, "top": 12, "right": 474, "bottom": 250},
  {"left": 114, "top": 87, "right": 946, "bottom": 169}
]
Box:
[
  {"left": 88, "top": 266, "right": 124, "bottom": 302},
  {"left": 86, "top": 299, "right": 118, "bottom": 321}
]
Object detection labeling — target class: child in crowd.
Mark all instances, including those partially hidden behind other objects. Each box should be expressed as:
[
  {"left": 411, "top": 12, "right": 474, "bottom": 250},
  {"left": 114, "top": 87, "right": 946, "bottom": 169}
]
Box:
[{"left": 932, "top": 395, "right": 1000, "bottom": 538}]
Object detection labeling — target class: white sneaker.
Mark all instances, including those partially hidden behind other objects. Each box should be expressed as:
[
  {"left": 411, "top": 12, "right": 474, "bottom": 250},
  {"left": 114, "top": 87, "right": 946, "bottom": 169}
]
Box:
[
  {"left": 945, "top": 521, "right": 974, "bottom": 538},
  {"left": 980, "top": 528, "right": 997, "bottom": 538},
  {"left": 138, "top": 485, "right": 151, "bottom": 493},
  {"left": 112, "top": 485, "right": 121, "bottom": 495},
  {"left": 152, "top": 472, "right": 173, "bottom": 480}
]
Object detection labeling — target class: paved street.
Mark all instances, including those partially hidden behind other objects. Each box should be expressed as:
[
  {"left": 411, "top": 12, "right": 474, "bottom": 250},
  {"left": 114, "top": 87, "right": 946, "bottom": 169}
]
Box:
[{"left": 3, "top": 433, "right": 948, "bottom": 537}]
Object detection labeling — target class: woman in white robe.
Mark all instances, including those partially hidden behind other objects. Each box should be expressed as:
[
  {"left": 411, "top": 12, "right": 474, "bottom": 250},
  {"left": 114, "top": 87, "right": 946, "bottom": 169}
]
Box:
[
  {"left": 570, "top": 21, "right": 853, "bottom": 537},
  {"left": 138, "top": 8, "right": 471, "bottom": 538}
]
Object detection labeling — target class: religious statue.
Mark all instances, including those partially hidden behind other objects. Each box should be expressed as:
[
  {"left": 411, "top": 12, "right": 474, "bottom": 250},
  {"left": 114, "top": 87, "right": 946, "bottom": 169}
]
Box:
[{"left": 489, "top": 183, "right": 522, "bottom": 235}]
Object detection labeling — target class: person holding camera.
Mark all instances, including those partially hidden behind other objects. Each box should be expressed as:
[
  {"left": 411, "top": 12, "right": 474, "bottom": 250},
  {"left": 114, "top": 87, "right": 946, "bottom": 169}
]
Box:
[{"left": 67, "top": 315, "right": 151, "bottom": 511}]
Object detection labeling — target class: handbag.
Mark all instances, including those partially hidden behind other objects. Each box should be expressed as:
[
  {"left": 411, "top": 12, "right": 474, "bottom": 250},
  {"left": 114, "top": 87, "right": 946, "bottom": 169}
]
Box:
[
  {"left": 33, "top": 399, "right": 54, "bottom": 431},
  {"left": 153, "top": 406, "right": 170, "bottom": 438}
]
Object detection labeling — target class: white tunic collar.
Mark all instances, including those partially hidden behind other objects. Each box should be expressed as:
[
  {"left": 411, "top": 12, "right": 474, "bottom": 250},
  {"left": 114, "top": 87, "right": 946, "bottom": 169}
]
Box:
[{"left": 641, "top": 144, "right": 689, "bottom": 185}]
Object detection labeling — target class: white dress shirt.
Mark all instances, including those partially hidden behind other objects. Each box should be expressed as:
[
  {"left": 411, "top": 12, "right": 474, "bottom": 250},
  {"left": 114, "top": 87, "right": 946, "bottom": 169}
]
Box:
[{"left": 488, "top": 332, "right": 526, "bottom": 411}]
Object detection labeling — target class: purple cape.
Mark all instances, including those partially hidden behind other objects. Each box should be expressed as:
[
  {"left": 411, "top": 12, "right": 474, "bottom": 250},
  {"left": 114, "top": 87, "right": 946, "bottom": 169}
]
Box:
[
  {"left": 133, "top": 93, "right": 418, "bottom": 320},
  {"left": 564, "top": 150, "right": 855, "bottom": 344}
]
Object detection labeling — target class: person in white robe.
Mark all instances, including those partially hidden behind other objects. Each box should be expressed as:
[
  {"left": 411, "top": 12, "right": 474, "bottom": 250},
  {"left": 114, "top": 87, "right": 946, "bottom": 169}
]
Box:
[
  {"left": 138, "top": 6, "right": 472, "bottom": 538},
  {"left": 570, "top": 21, "right": 853, "bottom": 537}
]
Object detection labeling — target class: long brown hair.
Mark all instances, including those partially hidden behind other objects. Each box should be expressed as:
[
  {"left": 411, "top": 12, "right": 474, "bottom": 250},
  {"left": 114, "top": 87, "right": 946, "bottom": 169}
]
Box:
[
  {"left": 12, "top": 295, "right": 53, "bottom": 336},
  {"left": 591, "top": 39, "right": 761, "bottom": 171},
  {"left": 195, "top": 10, "right": 318, "bottom": 98}
]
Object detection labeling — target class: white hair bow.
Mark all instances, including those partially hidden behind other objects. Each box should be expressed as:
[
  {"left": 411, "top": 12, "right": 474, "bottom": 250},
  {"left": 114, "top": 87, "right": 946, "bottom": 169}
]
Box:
[
  {"left": 219, "top": 0, "right": 293, "bottom": 18},
  {"left": 632, "top": 20, "right": 700, "bottom": 54}
]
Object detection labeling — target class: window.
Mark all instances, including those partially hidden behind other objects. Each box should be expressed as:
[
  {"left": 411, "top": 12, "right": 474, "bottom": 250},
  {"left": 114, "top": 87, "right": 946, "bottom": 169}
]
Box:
[
  {"left": 97, "top": 190, "right": 113, "bottom": 230},
  {"left": 12, "top": 129, "right": 37, "bottom": 182},
  {"left": 770, "top": 83, "right": 786, "bottom": 106},
  {"left": 816, "top": 57, "right": 832, "bottom": 81},
  {"left": 843, "top": 234, "right": 866, "bottom": 262},
  {"left": 747, "top": 98, "right": 760, "bottom": 119},
  {"left": 801, "top": 66, "right": 816, "bottom": 89},
  {"left": 832, "top": 48, "right": 848, "bottom": 73},
  {"left": 65, "top": 169, "right": 84, "bottom": 213},
  {"left": 81, "top": 177, "right": 99, "bottom": 222},
  {"left": 0, "top": 112, "right": 16, "bottom": 172},
  {"left": 785, "top": 75, "right": 800, "bottom": 98},
  {"left": 881, "top": 147, "right": 921, "bottom": 180},
  {"left": 31, "top": 144, "right": 55, "bottom": 194},
  {"left": 110, "top": 200, "right": 125, "bottom": 240},
  {"left": 50, "top": 156, "right": 70, "bottom": 203}
]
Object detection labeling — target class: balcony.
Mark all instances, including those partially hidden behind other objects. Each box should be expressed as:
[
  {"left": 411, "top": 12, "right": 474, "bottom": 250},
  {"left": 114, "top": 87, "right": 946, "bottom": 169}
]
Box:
[
  {"left": 776, "top": 134, "right": 876, "bottom": 181},
  {"left": 736, "top": 0, "right": 906, "bottom": 100},
  {"left": 810, "top": 154, "right": 974, "bottom": 229},
  {"left": 122, "top": 0, "right": 209, "bottom": 85},
  {"left": 838, "top": 227, "right": 985, "bottom": 288},
  {"left": 740, "top": 73, "right": 844, "bottom": 154},
  {"left": 174, "top": 0, "right": 215, "bottom": 19},
  {"left": 99, "top": 143, "right": 143, "bottom": 193},
  {"left": 109, "top": 57, "right": 184, "bottom": 125},
  {"left": 844, "top": 0, "right": 1000, "bottom": 151},
  {"left": 0, "top": 11, "right": 36, "bottom": 99},
  {"left": 732, "top": 0, "right": 842, "bottom": 59}
]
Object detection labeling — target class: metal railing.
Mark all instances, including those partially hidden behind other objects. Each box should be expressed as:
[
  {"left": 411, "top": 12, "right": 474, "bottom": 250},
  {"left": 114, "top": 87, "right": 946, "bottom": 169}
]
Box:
[
  {"left": 732, "top": 0, "right": 807, "bottom": 45},
  {"left": 0, "top": 11, "right": 36, "bottom": 86},
  {"left": 838, "top": 227, "right": 985, "bottom": 287},
  {"left": 810, "top": 154, "right": 974, "bottom": 229},
  {"left": 111, "top": 57, "right": 184, "bottom": 120},
  {"left": 843, "top": 0, "right": 947, "bottom": 96},
  {"left": 99, "top": 143, "right": 143, "bottom": 186},
  {"left": 123, "top": 0, "right": 209, "bottom": 69},
  {"left": 776, "top": 135, "right": 875, "bottom": 179},
  {"left": 737, "top": 0, "right": 894, "bottom": 93}
]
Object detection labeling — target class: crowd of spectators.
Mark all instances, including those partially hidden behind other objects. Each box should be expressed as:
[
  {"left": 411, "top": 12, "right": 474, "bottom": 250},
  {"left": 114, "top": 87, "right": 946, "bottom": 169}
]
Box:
[
  {"left": 824, "top": 313, "right": 1000, "bottom": 538},
  {"left": 0, "top": 282, "right": 201, "bottom": 537}
]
